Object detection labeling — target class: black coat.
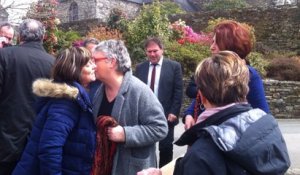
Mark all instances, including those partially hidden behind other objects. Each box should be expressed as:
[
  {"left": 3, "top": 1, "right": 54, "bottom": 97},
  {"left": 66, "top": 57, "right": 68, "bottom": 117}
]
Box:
[{"left": 0, "top": 41, "right": 54, "bottom": 162}]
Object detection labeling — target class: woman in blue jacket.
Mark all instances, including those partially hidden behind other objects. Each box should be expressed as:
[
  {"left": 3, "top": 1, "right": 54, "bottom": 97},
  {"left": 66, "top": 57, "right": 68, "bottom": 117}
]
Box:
[
  {"left": 184, "top": 20, "right": 270, "bottom": 130},
  {"left": 13, "top": 47, "right": 97, "bottom": 175}
]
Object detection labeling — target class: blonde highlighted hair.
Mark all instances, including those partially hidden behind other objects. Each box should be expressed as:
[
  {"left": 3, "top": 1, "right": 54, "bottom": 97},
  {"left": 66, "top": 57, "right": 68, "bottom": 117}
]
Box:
[{"left": 195, "top": 51, "right": 249, "bottom": 106}]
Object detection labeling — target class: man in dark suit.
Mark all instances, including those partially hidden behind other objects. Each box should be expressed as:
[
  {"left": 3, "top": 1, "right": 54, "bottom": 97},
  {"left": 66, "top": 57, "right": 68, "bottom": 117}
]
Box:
[{"left": 135, "top": 37, "right": 183, "bottom": 167}]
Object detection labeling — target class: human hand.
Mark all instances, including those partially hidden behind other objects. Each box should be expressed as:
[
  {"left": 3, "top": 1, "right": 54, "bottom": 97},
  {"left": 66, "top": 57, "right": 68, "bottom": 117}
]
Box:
[
  {"left": 184, "top": 115, "right": 195, "bottom": 130},
  {"left": 168, "top": 113, "right": 177, "bottom": 123},
  {"left": 107, "top": 125, "right": 125, "bottom": 142},
  {"left": 137, "top": 168, "right": 162, "bottom": 175}
]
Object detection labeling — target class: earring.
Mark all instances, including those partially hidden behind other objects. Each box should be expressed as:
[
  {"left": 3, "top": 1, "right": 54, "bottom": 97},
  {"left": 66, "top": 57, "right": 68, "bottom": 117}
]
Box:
[{"left": 200, "top": 104, "right": 205, "bottom": 111}]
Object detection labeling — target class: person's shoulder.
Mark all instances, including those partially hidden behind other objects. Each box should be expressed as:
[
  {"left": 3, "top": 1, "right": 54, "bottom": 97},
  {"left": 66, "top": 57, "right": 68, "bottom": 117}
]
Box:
[
  {"left": 247, "top": 65, "right": 259, "bottom": 76},
  {"left": 131, "top": 75, "right": 148, "bottom": 88},
  {"left": 247, "top": 65, "right": 262, "bottom": 82},
  {"left": 136, "top": 60, "right": 148, "bottom": 68},
  {"left": 163, "top": 58, "right": 181, "bottom": 67}
]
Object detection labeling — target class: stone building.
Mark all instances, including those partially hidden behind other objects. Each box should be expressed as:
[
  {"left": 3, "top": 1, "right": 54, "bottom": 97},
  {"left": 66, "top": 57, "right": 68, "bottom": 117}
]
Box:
[
  {"left": 57, "top": 0, "right": 151, "bottom": 23},
  {"left": 56, "top": 0, "right": 298, "bottom": 24}
]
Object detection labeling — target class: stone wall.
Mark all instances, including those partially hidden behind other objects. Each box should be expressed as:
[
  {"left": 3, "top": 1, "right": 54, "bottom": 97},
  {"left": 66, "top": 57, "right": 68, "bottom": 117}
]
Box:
[
  {"left": 264, "top": 79, "right": 300, "bottom": 118},
  {"left": 57, "top": 0, "right": 140, "bottom": 23},
  {"left": 181, "top": 79, "right": 300, "bottom": 119},
  {"left": 57, "top": 0, "right": 97, "bottom": 23},
  {"left": 169, "top": 5, "right": 300, "bottom": 51},
  {"left": 59, "top": 18, "right": 105, "bottom": 35}
]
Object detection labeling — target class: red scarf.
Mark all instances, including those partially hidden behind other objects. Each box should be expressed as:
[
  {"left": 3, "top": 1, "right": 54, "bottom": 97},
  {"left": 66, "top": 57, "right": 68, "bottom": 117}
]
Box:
[{"left": 91, "top": 116, "right": 118, "bottom": 175}]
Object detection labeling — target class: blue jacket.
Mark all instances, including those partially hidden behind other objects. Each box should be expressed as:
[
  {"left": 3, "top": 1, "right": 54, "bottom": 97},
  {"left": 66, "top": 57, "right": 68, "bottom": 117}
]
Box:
[{"left": 13, "top": 79, "right": 96, "bottom": 175}]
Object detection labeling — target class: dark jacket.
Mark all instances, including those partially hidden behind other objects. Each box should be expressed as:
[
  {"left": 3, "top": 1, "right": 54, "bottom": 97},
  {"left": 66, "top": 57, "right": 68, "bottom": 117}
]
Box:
[
  {"left": 135, "top": 58, "right": 183, "bottom": 125},
  {"left": 174, "top": 104, "right": 290, "bottom": 175},
  {"left": 12, "top": 79, "right": 96, "bottom": 175},
  {"left": 0, "top": 41, "right": 54, "bottom": 163}
]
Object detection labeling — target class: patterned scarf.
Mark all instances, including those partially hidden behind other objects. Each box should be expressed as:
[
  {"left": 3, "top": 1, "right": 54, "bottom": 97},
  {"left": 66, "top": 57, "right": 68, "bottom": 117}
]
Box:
[{"left": 91, "top": 116, "right": 118, "bottom": 175}]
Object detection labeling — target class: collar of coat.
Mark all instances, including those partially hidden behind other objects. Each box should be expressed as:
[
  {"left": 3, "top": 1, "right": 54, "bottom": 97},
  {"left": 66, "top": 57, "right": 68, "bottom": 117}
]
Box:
[
  {"left": 33, "top": 79, "right": 79, "bottom": 99},
  {"left": 174, "top": 103, "right": 253, "bottom": 146},
  {"left": 33, "top": 79, "right": 93, "bottom": 113}
]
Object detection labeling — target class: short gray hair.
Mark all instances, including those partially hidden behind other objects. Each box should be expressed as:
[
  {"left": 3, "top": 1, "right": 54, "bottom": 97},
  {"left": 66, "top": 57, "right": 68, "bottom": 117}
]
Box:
[
  {"left": 94, "top": 40, "right": 131, "bottom": 73},
  {"left": 19, "top": 19, "right": 45, "bottom": 42}
]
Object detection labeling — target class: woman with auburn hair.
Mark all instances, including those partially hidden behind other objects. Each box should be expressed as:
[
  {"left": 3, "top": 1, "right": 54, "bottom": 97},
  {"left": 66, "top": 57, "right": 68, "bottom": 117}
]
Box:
[
  {"left": 184, "top": 19, "right": 269, "bottom": 130},
  {"left": 211, "top": 20, "right": 269, "bottom": 112},
  {"left": 12, "top": 47, "right": 97, "bottom": 175}
]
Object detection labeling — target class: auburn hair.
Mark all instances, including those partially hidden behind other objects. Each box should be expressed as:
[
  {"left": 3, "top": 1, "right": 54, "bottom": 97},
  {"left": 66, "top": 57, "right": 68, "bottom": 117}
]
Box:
[{"left": 214, "top": 20, "right": 252, "bottom": 61}]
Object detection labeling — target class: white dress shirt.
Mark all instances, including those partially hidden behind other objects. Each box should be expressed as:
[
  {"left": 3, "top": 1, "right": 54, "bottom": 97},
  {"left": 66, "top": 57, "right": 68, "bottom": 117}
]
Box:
[{"left": 147, "top": 57, "right": 163, "bottom": 97}]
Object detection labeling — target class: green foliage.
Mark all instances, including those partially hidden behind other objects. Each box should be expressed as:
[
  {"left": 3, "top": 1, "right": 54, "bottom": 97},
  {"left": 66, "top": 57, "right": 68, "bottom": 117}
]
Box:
[
  {"left": 122, "top": 0, "right": 176, "bottom": 64},
  {"left": 164, "top": 40, "right": 211, "bottom": 75},
  {"left": 160, "top": 1, "right": 185, "bottom": 16},
  {"left": 204, "top": 0, "right": 250, "bottom": 11},
  {"left": 247, "top": 52, "right": 269, "bottom": 77},
  {"left": 54, "top": 29, "right": 81, "bottom": 52},
  {"left": 107, "top": 8, "right": 127, "bottom": 31}
]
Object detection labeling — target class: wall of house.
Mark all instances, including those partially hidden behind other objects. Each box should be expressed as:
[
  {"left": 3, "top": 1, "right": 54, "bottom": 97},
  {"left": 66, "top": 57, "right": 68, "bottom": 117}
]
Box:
[
  {"left": 57, "top": 0, "right": 140, "bottom": 23},
  {"left": 94, "top": 0, "right": 140, "bottom": 22},
  {"left": 57, "top": 0, "right": 97, "bottom": 23}
]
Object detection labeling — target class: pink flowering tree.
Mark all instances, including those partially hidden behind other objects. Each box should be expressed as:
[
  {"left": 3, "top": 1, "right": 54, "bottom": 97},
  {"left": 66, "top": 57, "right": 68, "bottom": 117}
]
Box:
[
  {"left": 169, "top": 19, "right": 212, "bottom": 45},
  {"left": 164, "top": 19, "right": 212, "bottom": 75}
]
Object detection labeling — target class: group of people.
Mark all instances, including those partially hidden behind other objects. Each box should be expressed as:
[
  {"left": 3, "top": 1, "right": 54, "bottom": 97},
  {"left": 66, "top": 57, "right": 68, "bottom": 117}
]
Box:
[{"left": 0, "top": 18, "right": 290, "bottom": 175}]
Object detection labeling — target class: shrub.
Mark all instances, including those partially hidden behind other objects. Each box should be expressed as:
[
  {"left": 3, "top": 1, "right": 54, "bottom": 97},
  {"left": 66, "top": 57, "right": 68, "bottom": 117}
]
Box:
[
  {"left": 54, "top": 29, "right": 81, "bottom": 51},
  {"left": 164, "top": 40, "right": 211, "bottom": 75},
  {"left": 247, "top": 52, "right": 269, "bottom": 77},
  {"left": 170, "top": 19, "right": 212, "bottom": 45},
  {"left": 85, "top": 26, "right": 123, "bottom": 41},
  {"left": 266, "top": 56, "right": 300, "bottom": 81},
  {"left": 204, "top": 0, "right": 250, "bottom": 11},
  {"left": 107, "top": 8, "right": 127, "bottom": 31},
  {"left": 122, "top": 0, "right": 176, "bottom": 64}
]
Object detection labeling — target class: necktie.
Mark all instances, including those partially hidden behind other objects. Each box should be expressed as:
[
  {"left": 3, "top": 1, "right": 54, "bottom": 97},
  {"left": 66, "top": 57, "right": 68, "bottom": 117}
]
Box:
[{"left": 150, "top": 64, "right": 157, "bottom": 92}]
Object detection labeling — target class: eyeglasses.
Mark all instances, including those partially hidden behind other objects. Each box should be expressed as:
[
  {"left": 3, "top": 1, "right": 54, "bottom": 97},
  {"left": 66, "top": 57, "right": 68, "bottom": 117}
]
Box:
[{"left": 93, "top": 57, "right": 107, "bottom": 63}]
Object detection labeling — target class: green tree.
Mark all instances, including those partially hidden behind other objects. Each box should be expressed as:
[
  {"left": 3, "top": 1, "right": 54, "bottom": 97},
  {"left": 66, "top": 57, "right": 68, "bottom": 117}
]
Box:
[{"left": 122, "top": 0, "right": 179, "bottom": 64}]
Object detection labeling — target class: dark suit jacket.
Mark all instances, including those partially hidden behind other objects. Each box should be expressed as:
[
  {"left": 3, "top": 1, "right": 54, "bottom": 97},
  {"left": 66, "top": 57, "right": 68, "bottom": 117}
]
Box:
[{"left": 135, "top": 58, "right": 183, "bottom": 123}]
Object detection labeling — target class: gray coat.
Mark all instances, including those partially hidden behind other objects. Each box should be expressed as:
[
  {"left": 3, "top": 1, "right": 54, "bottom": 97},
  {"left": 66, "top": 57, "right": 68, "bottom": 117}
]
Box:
[{"left": 93, "top": 71, "right": 168, "bottom": 175}]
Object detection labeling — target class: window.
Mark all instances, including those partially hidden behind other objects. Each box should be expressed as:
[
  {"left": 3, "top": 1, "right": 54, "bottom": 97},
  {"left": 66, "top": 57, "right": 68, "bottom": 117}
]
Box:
[{"left": 69, "top": 2, "right": 79, "bottom": 21}]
